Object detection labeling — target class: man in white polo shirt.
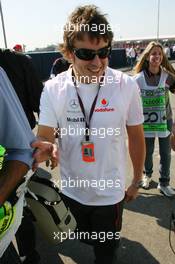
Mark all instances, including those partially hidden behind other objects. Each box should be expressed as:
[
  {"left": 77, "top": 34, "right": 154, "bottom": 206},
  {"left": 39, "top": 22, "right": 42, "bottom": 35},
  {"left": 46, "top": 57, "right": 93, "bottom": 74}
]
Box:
[{"left": 33, "top": 5, "right": 145, "bottom": 264}]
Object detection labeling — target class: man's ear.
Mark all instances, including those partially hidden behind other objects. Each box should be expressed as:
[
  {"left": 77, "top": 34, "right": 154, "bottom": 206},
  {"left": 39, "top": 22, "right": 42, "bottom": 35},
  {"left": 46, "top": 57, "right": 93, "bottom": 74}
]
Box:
[{"left": 67, "top": 51, "right": 74, "bottom": 63}]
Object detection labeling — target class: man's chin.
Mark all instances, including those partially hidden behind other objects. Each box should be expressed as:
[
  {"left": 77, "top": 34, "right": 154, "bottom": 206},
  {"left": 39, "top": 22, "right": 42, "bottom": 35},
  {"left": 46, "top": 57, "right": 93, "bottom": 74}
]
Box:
[
  {"left": 89, "top": 74, "right": 102, "bottom": 83},
  {"left": 79, "top": 70, "right": 105, "bottom": 83},
  {"left": 90, "top": 71, "right": 105, "bottom": 82}
]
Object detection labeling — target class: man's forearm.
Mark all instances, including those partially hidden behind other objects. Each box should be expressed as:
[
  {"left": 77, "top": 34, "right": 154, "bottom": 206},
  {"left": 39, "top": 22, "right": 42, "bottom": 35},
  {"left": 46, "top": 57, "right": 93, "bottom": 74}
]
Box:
[
  {"left": 125, "top": 125, "right": 145, "bottom": 202},
  {"left": 37, "top": 126, "right": 56, "bottom": 144},
  {"left": 127, "top": 125, "right": 146, "bottom": 182},
  {"left": 0, "top": 160, "right": 28, "bottom": 206},
  {"left": 129, "top": 141, "right": 145, "bottom": 182}
]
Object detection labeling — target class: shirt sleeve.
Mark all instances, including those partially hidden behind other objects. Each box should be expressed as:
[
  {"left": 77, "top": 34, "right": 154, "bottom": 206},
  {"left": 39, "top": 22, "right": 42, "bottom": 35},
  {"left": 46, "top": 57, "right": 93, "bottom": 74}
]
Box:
[
  {"left": 5, "top": 149, "right": 33, "bottom": 168},
  {"left": 0, "top": 67, "right": 35, "bottom": 168},
  {"left": 39, "top": 82, "right": 58, "bottom": 128}
]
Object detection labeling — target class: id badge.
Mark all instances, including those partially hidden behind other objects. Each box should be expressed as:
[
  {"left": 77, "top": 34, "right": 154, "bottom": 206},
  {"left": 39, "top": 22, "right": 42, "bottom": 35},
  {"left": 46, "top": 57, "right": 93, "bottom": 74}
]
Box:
[{"left": 81, "top": 141, "right": 95, "bottom": 162}]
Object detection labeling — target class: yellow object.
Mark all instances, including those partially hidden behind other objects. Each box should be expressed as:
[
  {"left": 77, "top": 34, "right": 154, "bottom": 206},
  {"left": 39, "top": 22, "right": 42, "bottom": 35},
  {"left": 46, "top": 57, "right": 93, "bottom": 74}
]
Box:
[
  {"left": 0, "top": 201, "right": 16, "bottom": 239},
  {"left": 0, "top": 145, "right": 6, "bottom": 170}
]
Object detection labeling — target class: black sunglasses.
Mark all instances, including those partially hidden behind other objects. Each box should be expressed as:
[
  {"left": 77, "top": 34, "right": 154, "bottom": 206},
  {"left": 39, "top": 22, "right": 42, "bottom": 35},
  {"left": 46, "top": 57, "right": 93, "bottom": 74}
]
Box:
[{"left": 72, "top": 46, "right": 111, "bottom": 61}]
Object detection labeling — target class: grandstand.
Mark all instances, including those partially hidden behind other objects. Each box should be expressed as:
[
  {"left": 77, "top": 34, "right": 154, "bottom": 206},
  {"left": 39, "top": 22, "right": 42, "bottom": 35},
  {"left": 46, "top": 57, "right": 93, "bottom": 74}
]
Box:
[{"left": 113, "top": 35, "right": 175, "bottom": 48}]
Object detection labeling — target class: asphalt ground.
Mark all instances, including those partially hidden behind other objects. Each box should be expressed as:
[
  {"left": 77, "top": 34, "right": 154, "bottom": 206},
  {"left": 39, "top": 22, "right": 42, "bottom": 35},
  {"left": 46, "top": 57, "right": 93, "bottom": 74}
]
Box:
[{"left": 15, "top": 62, "right": 175, "bottom": 264}]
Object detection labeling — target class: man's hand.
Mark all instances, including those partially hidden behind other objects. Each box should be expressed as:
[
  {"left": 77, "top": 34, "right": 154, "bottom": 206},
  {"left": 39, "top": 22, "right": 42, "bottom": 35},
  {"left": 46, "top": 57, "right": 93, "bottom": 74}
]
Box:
[
  {"left": 125, "top": 184, "right": 139, "bottom": 202},
  {"left": 31, "top": 140, "right": 58, "bottom": 171},
  {"left": 125, "top": 124, "right": 145, "bottom": 202}
]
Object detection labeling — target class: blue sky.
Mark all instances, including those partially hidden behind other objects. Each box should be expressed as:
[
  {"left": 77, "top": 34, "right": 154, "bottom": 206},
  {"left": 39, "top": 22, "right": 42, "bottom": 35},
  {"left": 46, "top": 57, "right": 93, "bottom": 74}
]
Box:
[{"left": 0, "top": 0, "right": 174, "bottom": 51}]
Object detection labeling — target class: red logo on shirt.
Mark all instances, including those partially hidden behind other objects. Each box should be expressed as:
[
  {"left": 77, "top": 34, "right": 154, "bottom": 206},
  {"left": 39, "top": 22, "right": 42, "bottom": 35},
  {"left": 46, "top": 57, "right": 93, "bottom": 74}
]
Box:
[
  {"left": 101, "top": 99, "right": 108, "bottom": 107},
  {"left": 95, "top": 108, "right": 115, "bottom": 112},
  {"left": 95, "top": 98, "right": 114, "bottom": 112}
]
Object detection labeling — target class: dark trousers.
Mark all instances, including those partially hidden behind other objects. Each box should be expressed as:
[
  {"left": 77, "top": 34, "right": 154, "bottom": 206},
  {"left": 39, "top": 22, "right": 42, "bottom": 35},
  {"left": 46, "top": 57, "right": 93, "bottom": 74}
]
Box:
[
  {"left": 8, "top": 186, "right": 37, "bottom": 259},
  {"left": 6, "top": 187, "right": 39, "bottom": 264},
  {"left": 15, "top": 206, "right": 40, "bottom": 264},
  {"left": 15, "top": 206, "right": 36, "bottom": 257},
  {"left": 61, "top": 194, "right": 124, "bottom": 264},
  {"left": 0, "top": 243, "right": 21, "bottom": 264},
  {"left": 145, "top": 135, "right": 171, "bottom": 185}
]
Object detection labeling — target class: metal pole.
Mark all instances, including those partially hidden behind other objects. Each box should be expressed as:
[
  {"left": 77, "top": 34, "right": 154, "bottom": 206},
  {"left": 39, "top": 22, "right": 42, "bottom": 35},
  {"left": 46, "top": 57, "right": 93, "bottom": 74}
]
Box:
[
  {"left": 0, "top": 0, "right": 7, "bottom": 48},
  {"left": 157, "top": 0, "right": 160, "bottom": 41}
]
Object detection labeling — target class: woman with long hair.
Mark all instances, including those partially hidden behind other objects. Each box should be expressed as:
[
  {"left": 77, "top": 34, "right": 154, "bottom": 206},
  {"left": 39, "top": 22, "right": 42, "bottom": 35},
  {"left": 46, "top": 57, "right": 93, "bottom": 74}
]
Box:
[{"left": 134, "top": 41, "right": 175, "bottom": 196}]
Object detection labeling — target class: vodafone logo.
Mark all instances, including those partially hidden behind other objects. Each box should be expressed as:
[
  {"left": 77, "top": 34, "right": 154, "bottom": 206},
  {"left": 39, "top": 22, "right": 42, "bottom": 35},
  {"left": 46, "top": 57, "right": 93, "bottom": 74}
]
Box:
[
  {"left": 95, "top": 98, "right": 115, "bottom": 112},
  {"left": 101, "top": 98, "right": 109, "bottom": 107},
  {"left": 95, "top": 108, "right": 115, "bottom": 112}
]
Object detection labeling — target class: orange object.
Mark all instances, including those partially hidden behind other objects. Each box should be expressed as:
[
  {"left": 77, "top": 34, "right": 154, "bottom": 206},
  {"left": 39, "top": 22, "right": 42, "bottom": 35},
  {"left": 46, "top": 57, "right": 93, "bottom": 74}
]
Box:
[{"left": 81, "top": 141, "right": 95, "bottom": 162}]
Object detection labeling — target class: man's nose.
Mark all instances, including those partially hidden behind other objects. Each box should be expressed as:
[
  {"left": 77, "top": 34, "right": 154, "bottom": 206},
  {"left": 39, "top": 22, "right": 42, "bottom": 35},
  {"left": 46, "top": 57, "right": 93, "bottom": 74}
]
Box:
[{"left": 91, "top": 54, "right": 102, "bottom": 65}]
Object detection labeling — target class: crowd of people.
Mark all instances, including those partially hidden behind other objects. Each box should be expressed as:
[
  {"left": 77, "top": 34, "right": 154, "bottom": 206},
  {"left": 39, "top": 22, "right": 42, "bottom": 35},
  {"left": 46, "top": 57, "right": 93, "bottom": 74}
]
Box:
[
  {"left": 125, "top": 42, "right": 175, "bottom": 69},
  {"left": 0, "top": 4, "right": 175, "bottom": 264}
]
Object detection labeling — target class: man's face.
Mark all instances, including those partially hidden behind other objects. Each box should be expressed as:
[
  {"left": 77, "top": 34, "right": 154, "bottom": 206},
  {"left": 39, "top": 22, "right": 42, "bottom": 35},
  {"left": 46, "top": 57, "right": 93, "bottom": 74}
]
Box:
[{"left": 69, "top": 35, "right": 110, "bottom": 83}]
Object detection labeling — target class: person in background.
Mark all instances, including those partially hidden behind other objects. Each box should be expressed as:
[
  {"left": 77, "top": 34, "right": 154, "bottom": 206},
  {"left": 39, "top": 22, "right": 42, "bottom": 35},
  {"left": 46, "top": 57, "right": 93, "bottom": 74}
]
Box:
[
  {"left": 134, "top": 41, "right": 175, "bottom": 196},
  {"left": 0, "top": 66, "right": 34, "bottom": 263},
  {"left": 0, "top": 66, "right": 56, "bottom": 264},
  {"left": 0, "top": 47, "right": 43, "bottom": 263},
  {"left": 172, "top": 43, "right": 175, "bottom": 59},
  {"left": 135, "top": 45, "right": 142, "bottom": 62},
  {"left": 50, "top": 57, "right": 70, "bottom": 78},
  {"left": 125, "top": 44, "right": 130, "bottom": 66},
  {"left": 128, "top": 44, "right": 136, "bottom": 67},
  {"left": 13, "top": 44, "right": 23, "bottom": 53},
  {"left": 163, "top": 43, "right": 171, "bottom": 60},
  {"left": 32, "top": 5, "right": 145, "bottom": 264},
  {"left": 0, "top": 48, "right": 43, "bottom": 129}
]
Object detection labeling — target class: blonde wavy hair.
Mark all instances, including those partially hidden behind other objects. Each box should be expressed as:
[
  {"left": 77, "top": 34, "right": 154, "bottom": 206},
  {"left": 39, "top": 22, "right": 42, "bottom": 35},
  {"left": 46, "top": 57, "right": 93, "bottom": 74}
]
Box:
[{"left": 134, "top": 41, "right": 175, "bottom": 77}]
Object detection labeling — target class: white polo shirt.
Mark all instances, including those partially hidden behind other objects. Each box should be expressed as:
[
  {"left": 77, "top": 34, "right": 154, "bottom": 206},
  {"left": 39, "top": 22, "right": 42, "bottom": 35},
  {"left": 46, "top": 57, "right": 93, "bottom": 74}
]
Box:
[{"left": 39, "top": 67, "right": 144, "bottom": 206}]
